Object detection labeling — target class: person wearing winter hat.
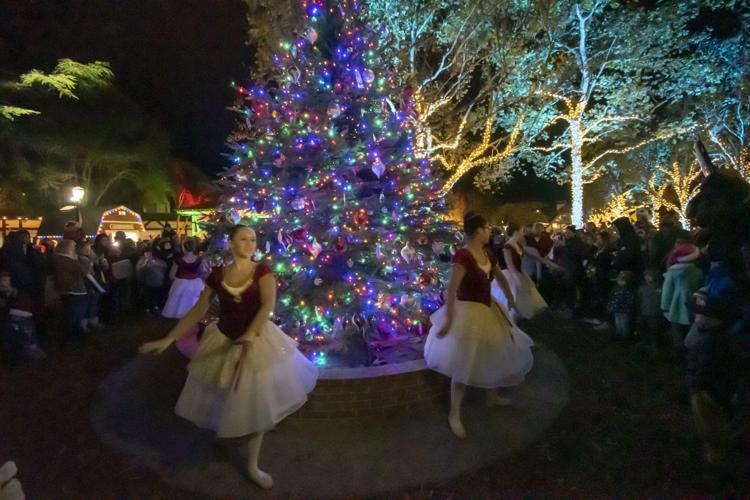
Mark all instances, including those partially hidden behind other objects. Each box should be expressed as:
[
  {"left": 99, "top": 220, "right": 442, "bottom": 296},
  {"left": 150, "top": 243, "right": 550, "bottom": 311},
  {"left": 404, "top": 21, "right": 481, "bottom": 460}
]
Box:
[{"left": 662, "top": 231, "right": 704, "bottom": 349}]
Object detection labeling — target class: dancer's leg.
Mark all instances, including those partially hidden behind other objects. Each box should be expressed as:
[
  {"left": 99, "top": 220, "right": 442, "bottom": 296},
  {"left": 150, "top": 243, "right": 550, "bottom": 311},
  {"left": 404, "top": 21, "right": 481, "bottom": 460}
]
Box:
[
  {"left": 449, "top": 379, "right": 467, "bottom": 438},
  {"left": 246, "top": 432, "right": 273, "bottom": 489}
]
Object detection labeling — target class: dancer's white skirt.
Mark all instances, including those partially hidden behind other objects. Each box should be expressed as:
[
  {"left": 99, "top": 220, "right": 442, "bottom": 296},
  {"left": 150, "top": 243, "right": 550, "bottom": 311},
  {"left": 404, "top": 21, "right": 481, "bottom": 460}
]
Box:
[
  {"left": 424, "top": 299, "right": 534, "bottom": 388},
  {"left": 175, "top": 321, "right": 318, "bottom": 437},
  {"left": 492, "top": 270, "right": 548, "bottom": 320},
  {"left": 162, "top": 277, "right": 204, "bottom": 318}
]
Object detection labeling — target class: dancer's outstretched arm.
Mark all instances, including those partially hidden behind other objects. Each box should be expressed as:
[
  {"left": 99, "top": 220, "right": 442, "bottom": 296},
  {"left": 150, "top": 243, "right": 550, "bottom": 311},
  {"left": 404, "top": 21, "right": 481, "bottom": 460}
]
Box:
[
  {"left": 235, "top": 273, "right": 276, "bottom": 344},
  {"left": 492, "top": 265, "right": 516, "bottom": 311},
  {"left": 523, "top": 245, "right": 562, "bottom": 272},
  {"left": 140, "top": 286, "right": 215, "bottom": 354},
  {"left": 435, "top": 263, "right": 465, "bottom": 338}
]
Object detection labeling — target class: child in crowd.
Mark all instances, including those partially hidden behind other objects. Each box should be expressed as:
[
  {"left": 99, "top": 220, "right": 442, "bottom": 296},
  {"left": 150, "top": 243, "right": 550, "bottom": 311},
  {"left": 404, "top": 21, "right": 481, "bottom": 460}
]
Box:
[
  {"left": 607, "top": 270, "right": 635, "bottom": 339},
  {"left": 637, "top": 268, "right": 662, "bottom": 352},
  {"left": 661, "top": 231, "right": 703, "bottom": 349}
]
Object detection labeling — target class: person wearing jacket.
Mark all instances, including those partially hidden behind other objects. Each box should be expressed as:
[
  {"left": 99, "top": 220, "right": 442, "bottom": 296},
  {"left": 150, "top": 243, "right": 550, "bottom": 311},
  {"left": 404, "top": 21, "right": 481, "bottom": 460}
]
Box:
[
  {"left": 53, "top": 239, "right": 92, "bottom": 341},
  {"left": 661, "top": 235, "right": 704, "bottom": 349}
]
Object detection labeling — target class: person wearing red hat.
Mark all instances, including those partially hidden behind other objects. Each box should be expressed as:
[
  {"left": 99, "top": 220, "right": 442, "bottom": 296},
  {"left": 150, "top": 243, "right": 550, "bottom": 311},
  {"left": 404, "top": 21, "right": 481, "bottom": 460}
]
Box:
[{"left": 662, "top": 231, "right": 704, "bottom": 349}]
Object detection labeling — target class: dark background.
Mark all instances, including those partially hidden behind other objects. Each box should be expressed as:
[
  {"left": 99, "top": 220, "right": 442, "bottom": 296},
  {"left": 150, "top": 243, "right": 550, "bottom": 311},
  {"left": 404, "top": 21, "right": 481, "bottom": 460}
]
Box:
[{"left": 1, "top": 0, "right": 249, "bottom": 172}]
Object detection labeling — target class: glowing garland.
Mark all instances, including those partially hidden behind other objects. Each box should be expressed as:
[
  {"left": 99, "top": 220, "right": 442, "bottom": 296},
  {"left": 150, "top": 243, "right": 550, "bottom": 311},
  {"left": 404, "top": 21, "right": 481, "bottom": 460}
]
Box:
[
  {"left": 587, "top": 189, "right": 636, "bottom": 227},
  {"left": 436, "top": 114, "right": 525, "bottom": 197},
  {"left": 534, "top": 89, "right": 699, "bottom": 227}
]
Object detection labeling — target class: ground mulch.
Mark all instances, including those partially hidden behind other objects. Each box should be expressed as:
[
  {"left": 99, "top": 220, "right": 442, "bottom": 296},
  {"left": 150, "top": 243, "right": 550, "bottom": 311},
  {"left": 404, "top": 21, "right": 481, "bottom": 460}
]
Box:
[{"left": 1, "top": 311, "right": 748, "bottom": 498}]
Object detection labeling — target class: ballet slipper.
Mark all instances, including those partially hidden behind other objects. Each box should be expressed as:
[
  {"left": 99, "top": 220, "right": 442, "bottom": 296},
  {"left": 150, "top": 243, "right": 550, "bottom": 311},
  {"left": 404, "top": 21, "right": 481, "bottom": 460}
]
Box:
[
  {"left": 448, "top": 411, "right": 466, "bottom": 439},
  {"left": 247, "top": 467, "right": 274, "bottom": 489},
  {"left": 486, "top": 391, "right": 513, "bottom": 407}
]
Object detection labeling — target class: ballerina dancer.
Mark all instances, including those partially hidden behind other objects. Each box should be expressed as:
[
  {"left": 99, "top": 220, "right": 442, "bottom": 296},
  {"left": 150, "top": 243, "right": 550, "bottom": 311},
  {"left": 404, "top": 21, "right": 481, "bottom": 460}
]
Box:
[
  {"left": 140, "top": 225, "right": 318, "bottom": 489},
  {"left": 161, "top": 238, "right": 204, "bottom": 319},
  {"left": 492, "top": 222, "right": 556, "bottom": 321},
  {"left": 425, "top": 212, "right": 535, "bottom": 439}
]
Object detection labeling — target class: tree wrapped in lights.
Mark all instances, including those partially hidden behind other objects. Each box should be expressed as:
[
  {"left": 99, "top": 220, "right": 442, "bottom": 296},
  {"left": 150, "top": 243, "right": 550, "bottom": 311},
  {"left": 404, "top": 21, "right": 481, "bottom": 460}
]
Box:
[
  {"left": 587, "top": 188, "right": 636, "bottom": 227},
  {"left": 365, "top": 0, "right": 555, "bottom": 195},
  {"left": 516, "top": 1, "right": 731, "bottom": 228},
  {"left": 218, "top": 0, "right": 455, "bottom": 366},
  {"left": 644, "top": 160, "right": 702, "bottom": 229}
]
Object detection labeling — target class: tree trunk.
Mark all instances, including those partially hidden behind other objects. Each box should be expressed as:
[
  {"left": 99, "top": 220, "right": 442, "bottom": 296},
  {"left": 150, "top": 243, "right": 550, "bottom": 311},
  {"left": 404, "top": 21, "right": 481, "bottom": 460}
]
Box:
[{"left": 570, "top": 121, "right": 584, "bottom": 228}]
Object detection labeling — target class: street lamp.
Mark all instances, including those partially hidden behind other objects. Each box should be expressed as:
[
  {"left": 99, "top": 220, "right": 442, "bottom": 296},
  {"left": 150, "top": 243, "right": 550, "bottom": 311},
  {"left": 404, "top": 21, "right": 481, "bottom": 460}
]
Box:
[
  {"left": 65, "top": 186, "right": 86, "bottom": 226},
  {"left": 70, "top": 186, "right": 85, "bottom": 204}
]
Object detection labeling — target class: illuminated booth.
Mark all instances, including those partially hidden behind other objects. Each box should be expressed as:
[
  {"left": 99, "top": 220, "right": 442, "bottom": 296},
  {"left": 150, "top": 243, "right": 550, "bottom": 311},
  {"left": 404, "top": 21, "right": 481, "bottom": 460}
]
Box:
[
  {"left": 96, "top": 205, "right": 146, "bottom": 241},
  {"left": 36, "top": 205, "right": 145, "bottom": 241}
]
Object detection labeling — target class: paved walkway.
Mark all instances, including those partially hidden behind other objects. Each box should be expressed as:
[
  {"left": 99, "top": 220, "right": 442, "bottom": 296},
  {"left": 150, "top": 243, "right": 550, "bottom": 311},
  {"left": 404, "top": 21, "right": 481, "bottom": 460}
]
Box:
[{"left": 92, "top": 343, "right": 568, "bottom": 498}]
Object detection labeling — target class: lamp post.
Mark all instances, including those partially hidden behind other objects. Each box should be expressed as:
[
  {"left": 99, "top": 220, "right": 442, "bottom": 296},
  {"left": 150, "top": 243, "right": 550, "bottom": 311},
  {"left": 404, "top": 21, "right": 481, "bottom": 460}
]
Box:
[{"left": 70, "top": 186, "right": 85, "bottom": 226}]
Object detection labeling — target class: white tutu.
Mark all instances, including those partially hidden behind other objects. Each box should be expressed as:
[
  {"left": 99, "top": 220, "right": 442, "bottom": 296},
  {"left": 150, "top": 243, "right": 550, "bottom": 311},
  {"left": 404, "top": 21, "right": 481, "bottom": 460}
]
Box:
[
  {"left": 175, "top": 321, "right": 318, "bottom": 437},
  {"left": 162, "top": 278, "right": 205, "bottom": 319},
  {"left": 424, "top": 299, "right": 534, "bottom": 388},
  {"left": 492, "top": 270, "right": 547, "bottom": 320}
]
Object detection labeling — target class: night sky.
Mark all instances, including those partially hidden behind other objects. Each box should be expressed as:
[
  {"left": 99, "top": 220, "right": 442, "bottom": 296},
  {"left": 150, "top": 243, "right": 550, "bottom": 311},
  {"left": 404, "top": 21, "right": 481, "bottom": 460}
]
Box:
[
  {"left": 0, "top": 0, "right": 566, "bottom": 204},
  {"left": 1, "top": 0, "right": 249, "bottom": 173}
]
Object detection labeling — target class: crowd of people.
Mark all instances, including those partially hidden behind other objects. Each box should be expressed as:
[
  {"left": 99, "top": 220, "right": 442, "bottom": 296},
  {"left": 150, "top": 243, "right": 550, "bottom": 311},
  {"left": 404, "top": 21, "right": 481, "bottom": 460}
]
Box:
[
  {"left": 0, "top": 222, "right": 207, "bottom": 364},
  {"left": 485, "top": 208, "right": 747, "bottom": 466},
  {"left": 1, "top": 205, "right": 747, "bottom": 480}
]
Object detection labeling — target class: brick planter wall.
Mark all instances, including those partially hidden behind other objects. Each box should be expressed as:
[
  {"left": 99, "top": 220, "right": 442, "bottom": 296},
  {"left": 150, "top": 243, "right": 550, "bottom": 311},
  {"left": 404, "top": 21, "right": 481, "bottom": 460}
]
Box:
[{"left": 291, "top": 360, "right": 448, "bottom": 419}]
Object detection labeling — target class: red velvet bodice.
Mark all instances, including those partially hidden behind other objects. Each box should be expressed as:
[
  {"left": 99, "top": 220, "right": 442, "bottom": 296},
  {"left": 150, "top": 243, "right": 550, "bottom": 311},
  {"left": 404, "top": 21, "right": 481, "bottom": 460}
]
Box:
[
  {"left": 452, "top": 248, "right": 496, "bottom": 307},
  {"left": 205, "top": 263, "right": 272, "bottom": 340}
]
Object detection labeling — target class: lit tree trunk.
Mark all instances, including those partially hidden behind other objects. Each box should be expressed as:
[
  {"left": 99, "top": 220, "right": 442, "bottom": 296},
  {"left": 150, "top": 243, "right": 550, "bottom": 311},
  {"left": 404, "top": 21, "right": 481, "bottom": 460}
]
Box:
[{"left": 570, "top": 120, "right": 585, "bottom": 227}]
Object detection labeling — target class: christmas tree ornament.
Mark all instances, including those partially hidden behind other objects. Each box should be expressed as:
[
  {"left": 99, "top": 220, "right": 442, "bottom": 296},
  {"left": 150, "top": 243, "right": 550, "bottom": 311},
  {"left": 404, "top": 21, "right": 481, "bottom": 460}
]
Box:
[
  {"left": 291, "top": 227, "right": 308, "bottom": 242},
  {"left": 353, "top": 209, "right": 369, "bottom": 226},
  {"left": 334, "top": 235, "right": 348, "bottom": 253},
  {"left": 353, "top": 68, "right": 364, "bottom": 88},
  {"left": 327, "top": 101, "right": 344, "bottom": 119},
  {"left": 371, "top": 159, "right": 385, "bottom": 178},
  {"left": 400, "top": 241, "right": 416, "bottom": 263},
  {"left": 227, "top": 207, "right": 241, "bottom": 224},
  {"left": 305, "top": 27, "right": 318, "bottom": 44},
  {"left": 273, "top": 152, "right": 286, "bottom": 168},
  {"left": 306, "top": 238, "right": 323, "bottom": 258}
]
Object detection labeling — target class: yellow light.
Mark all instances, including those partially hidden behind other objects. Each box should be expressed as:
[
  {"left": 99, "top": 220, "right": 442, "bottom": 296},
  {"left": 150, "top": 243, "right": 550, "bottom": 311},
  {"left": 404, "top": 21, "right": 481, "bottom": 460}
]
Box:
[{"left": 70, "top": 186, "right": 85, "bottom": 203}]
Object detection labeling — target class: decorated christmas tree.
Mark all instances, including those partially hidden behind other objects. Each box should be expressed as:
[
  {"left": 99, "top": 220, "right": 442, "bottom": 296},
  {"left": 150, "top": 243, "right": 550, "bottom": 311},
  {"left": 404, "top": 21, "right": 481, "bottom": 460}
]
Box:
[{"left": 216, "top": 0, "right": 456, "bottom": 367}]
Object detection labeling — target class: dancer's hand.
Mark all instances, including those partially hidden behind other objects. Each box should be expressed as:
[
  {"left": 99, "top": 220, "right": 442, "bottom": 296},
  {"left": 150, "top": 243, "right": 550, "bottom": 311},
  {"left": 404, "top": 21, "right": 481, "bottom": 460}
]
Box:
[
  {"left": 507, "top": 298, "right": 516, "bottom": 311},
  {"left": 435, "top": 319, "right": 452, "bottom": 338},
  {"left": 235, "top": 330, "right": 260, "bottom": 344},
  {"left": 139, "top": 337, "right": 174, "bottom": 355}
]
